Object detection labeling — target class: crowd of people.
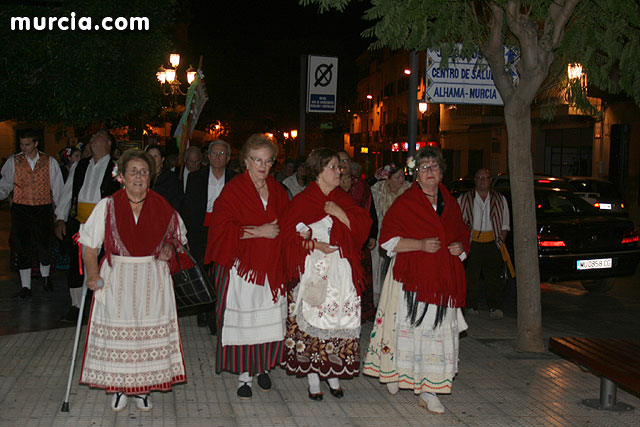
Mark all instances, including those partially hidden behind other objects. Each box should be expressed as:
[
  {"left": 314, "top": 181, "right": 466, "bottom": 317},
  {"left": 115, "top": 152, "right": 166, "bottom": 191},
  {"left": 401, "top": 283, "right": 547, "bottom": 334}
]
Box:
[{"left": 0, "top": 129, "right": 510, "bottom": 415}]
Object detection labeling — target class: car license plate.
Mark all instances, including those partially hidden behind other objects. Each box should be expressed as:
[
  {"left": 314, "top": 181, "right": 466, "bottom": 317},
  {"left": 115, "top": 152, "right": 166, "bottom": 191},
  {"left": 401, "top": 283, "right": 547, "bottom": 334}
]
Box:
[
  {"left": 576, "top": 258, "right": 612, "bottom": 270},
  {"left": 599, "top": 203, "right": 612, "bottom": 210}
]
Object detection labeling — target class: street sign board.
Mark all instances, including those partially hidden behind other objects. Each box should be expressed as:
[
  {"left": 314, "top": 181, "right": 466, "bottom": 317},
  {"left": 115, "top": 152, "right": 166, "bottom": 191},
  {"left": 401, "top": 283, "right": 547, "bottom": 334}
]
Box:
[
  {"left": 425, "top": 47, "right": 519, "bottom": 105},
  {"left": 307, "top": 55, "right": 338, "bottom": 113}
]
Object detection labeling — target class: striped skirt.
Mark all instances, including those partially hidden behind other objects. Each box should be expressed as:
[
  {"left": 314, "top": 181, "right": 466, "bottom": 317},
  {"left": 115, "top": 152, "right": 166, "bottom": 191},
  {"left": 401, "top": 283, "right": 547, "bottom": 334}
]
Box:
[{"left": 213, "top": 264, "right": 284, "bottom": 375}]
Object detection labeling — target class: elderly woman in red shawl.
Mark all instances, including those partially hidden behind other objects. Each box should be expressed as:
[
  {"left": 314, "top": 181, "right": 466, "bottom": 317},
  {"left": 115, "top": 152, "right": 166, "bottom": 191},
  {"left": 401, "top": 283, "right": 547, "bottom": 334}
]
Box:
[
  {"left": 79, "top": 149, "right": 187, "bottom": 412},
  {"left": 204, "top": 134, "right": 289, "bottom": 399},
  {"left": 281, "top": 148, "right": 372, "bottom": 401},
  {"left": 363, "top": 146, "right": 470, "bottom": 415}
]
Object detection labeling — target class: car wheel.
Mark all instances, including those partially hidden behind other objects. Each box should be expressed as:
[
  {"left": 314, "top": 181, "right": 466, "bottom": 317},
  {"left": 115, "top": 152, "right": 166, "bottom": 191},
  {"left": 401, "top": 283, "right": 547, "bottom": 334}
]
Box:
[{"left": 580, "top": 278, "right": 616, "bottom": 292}]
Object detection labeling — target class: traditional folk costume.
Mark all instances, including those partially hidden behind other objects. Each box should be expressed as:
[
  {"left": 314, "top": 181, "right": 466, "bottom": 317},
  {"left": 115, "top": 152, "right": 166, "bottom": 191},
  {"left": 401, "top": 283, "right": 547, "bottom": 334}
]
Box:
[
  {"left": 458, "top": 189, "right": 510, "bottom": 312},
  {"left": 364, "top": 182, "right": 470, "bottom": 396},
  {"left": 370, "top": 178, "right": 411, "bottom": 301},
  {"left": 78, "top": 189, "right": 187, "bottom": 395},
  {"left": 281, "top": 182, "right": 372, "bottom": 381},
  {"left": 345, "top": 176, "right": 377, "bottom": 321},
  {"left": 204, "top": 172, "right": 289, "bottom": 388},
  {"left": 55, "top": 155, "right": 120, "bottom": 314},
  {"left": 0, "top": 151, "right": 64, "bottom": 292}
]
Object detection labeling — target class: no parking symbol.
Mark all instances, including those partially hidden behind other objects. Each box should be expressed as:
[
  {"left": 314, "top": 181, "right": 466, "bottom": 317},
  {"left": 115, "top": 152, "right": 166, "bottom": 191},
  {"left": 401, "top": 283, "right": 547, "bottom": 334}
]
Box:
[{"left": 307, "top": 55, "right": 338, "bottom": 113}]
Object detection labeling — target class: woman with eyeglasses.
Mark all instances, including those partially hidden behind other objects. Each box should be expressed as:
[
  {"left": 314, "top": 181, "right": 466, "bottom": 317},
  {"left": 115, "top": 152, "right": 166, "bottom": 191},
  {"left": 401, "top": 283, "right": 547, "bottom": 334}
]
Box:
[
  {"left": 77, "top": 149, "right": 188, "bottom": 412},
  {"left": 363, "top": 146, "right": 470, "bottom": 415},
  {"left": 204, "top": 134, "right": 290, "bottom": 399},
  {"left": 280, "top": 148, "right": 372, "bottom": 401}
]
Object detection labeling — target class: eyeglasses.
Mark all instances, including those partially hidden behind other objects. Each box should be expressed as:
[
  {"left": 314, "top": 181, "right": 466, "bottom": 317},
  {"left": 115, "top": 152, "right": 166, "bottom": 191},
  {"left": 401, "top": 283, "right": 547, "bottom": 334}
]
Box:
[
  {"left": 125, "top": 168, "right": 150, "bottom": 177},
  {"left": 249, "top": 156, "right": 275, "bottom": 167},
  {"left": 210, "top": 151, "right": 227, "bottom": 157},
  {"left": 417, "top": 163, "right": 440, "bottom": 173}
]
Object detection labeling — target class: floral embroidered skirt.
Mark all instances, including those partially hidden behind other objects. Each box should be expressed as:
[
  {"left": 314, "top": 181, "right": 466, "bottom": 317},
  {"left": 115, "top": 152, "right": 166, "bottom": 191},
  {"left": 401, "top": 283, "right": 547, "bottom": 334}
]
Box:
[
  {"left": 281, "top": 289, "right": 360, "bottom": 379},
  {"left": 80, "top": 255, "right": 186, "bottom": 395},
  {"left": 363, "top": 259, "right": 467, "bottom": 394}
]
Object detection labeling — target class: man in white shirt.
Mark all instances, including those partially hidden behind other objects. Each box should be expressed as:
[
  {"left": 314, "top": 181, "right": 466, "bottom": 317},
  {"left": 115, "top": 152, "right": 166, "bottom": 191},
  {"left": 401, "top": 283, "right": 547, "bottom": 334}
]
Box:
[
  {"left": 458, "top": 169, "right": 510, "bottom": 319},
  {"left": 282, "top": 157, "right": 306, "bottom": 199},
  {"left": 0, "top": 130, "right": 64, "bottom": 298},
  {"left": 54, "top": 130, "right": 120, "bottom": 321}
]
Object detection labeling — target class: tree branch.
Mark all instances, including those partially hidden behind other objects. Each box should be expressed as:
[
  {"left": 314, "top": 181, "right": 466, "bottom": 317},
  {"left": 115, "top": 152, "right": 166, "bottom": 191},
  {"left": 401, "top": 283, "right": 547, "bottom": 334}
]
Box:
[
  {"left": 483, "top": 2, "right": 515, "bottom": 101},
  {"left": 544, "top": 0, "right": 581, "bottom": 50}
]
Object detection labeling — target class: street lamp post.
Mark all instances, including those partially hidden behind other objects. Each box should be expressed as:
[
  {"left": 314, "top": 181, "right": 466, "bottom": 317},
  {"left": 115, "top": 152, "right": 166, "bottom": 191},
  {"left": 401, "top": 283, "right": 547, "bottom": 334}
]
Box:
[{"left": 156, "top": 53, "right": 197, "bottom": 113}]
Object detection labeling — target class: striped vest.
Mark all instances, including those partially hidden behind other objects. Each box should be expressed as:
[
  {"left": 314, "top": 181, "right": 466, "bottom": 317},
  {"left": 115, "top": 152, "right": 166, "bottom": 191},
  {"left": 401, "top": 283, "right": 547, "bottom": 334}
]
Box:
[
  {"left": 13, "top": 153, "right": 52, "bottom": 206},
  {"left": 459, "top": 189, "right": 505, "bottom": 247}
]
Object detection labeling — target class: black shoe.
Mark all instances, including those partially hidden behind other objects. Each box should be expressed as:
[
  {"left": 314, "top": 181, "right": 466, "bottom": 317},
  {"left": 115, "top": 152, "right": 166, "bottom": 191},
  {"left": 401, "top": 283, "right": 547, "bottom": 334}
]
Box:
[
  {"left": 61, "top": 306, "right": 80, "bottom": 322},
  {"left": 207, "top": 310, "right": 217, "bottom": 336},
  {"left": 328, "top": 385, "right": 344, "bottom": 398},
  {"left": 197, "top": 312, "right": 207, "bottom": 327},
  {"left": 42, "top": 276, "right": 54, "bottom": 292},
  {"left": 237, "top": 383, "right": 252, "bottom": 399},
  {"left": 308, "top": 388, "right": 323, "bottom": 401},
  {"left": 16, "top": 287, "right": 31, "bottom": 299},
  {"left": 257, "top": 373, "right": 271, "bottom": 391}
]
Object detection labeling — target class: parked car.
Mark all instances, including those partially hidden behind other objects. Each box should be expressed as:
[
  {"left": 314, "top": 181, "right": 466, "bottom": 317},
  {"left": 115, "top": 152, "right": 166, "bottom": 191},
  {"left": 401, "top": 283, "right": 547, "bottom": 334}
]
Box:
[
  {"left": 447, "top": 177, "right": 475, "bottom": 198},
  {"left": 492, "top": 174, "right": 574, "bottom": 191},
  {"left": 564, "top": 176, "right": 627, "bottom": 216},
  {"left": 497, "top": 187, "right": 640, "bottom": 292}
]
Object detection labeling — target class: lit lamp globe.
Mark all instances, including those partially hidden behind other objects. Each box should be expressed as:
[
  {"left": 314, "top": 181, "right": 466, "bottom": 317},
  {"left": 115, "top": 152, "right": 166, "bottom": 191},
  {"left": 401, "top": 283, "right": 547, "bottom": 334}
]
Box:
[
  {"left": 186, "top": 66, "right": 197, "bottom": 84},
  {"left": 156, "top": 66, "right": 167, "bottom": 84},
  {"left": 290, "top": 130, "right": 298, "bottom": 139},
  {"left": 169, "top": 53, "right": 181, "bottom": 68},
  {"left": 165, "top": 68, "right": 176, "bottom": 84}
]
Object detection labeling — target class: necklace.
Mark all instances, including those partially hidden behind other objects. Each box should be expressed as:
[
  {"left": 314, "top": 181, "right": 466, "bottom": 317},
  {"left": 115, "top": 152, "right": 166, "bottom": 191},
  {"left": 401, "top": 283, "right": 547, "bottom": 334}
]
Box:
[
  {"left": 128, "top": 197, "right": 145, "bottom": 204},
  {"left": 254, "top": 181, "right": 266, "bottom": 190}
]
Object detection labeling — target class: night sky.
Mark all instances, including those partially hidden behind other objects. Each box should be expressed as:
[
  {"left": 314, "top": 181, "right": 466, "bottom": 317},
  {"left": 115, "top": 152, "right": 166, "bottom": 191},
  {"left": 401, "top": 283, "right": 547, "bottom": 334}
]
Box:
[{"left": 182, "top": 0, "right": 371, "bottom": 133}]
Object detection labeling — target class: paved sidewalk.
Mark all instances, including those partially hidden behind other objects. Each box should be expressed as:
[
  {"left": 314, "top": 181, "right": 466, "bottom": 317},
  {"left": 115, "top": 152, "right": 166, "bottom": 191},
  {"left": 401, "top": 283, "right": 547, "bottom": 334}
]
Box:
[{"left": 0, "top": 312, "right": 638, "bottom": 426}]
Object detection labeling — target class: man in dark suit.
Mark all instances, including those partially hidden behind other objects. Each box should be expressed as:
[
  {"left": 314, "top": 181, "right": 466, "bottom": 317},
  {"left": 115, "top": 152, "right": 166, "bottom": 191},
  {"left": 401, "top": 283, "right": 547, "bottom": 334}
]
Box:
[
  {"left": 54, "top": 129, "right": 121, "bottom": 321},
  {"left": 181, "top": 139, "right": 237, "bottom": 332}
]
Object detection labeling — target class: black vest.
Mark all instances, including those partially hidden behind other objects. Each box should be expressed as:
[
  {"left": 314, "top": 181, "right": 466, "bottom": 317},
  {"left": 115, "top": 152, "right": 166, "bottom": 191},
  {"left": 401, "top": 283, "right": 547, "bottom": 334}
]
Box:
[{"left": 70, "top": 156, "right": 121, "bottom": 219}]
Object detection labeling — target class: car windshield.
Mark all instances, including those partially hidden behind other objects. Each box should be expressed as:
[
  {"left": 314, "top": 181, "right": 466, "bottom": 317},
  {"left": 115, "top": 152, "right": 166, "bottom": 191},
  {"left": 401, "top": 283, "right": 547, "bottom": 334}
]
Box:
[
  {"left": 535, "top": 190, "right": 598, "bottom": 217},
  {"left": 568, "top": 179, "right": 621, "bottom": 198}
]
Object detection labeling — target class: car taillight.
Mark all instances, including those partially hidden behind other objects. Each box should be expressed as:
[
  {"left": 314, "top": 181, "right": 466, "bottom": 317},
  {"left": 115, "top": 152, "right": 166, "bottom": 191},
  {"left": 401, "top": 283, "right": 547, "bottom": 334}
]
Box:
[
  {"left": 537, "top": 179, "right": 551, "bottom": 184},
  {"left": 594, "top": 202, "right": 600, "bottom": 208},
  {"left": 621, "top": 231, "right": 639, "bottom": 244},
  {"left": 621, "top": 203, "right": 625, "bottom": 209},
  {"left": 538, "top": 234, "right": 566, "bottom": 247}
]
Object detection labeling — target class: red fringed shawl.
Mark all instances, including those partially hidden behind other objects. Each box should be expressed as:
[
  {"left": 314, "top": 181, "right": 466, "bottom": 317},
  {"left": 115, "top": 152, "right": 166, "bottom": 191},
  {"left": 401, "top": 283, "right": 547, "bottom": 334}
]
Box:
[
  {"left": 103, "top": 189, "right": 183, "bottom": 266},
  {"left": 379, "top": 182, "right": 470, "bottom": 307},
  {"left": 281, "top": 181, "right": 372, "bottom": 296},
  {"left": 204, "top": 171, "right": 289, "bottom": 300}
]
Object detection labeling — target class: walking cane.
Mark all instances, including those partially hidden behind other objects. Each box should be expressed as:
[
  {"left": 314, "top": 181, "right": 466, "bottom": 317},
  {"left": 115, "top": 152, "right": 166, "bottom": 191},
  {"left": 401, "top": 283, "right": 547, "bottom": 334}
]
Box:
[{"left": 61, "top": 244, "right": 103, "bottom": 412}]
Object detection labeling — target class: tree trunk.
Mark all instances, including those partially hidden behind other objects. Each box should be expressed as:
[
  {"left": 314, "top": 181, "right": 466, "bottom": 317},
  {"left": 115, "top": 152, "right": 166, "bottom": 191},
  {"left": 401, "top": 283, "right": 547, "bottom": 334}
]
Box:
[{"left": 504, "top": 100, "right": 545, "bottom": 353}]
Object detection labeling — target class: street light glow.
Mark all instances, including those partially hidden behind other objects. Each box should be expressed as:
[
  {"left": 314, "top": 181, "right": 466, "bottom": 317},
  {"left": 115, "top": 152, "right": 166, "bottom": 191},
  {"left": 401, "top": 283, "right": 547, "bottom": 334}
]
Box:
[
  {"left": 186, "top": 66, "right": 196, "bottom": 84},
  {"left": 404, "top": 69, "right": 411, "bottom": 75},
  {"left": 170, "top": 53, "right": 180, "bottom": 68},
  {"left": 418, "top": 102, "right": 428, "bottom": 113},
  {"left": 165, "top": 68, "right": 176, "bottom": 83},
  {"left": 291, "top": 130, "right": 298, "bottom": 138},
  {"left": 567, "top": 63, "right": 583, "bottom": 80},
  {"left": 283, "top": 132, "right": 289, "bottom": 139}
]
